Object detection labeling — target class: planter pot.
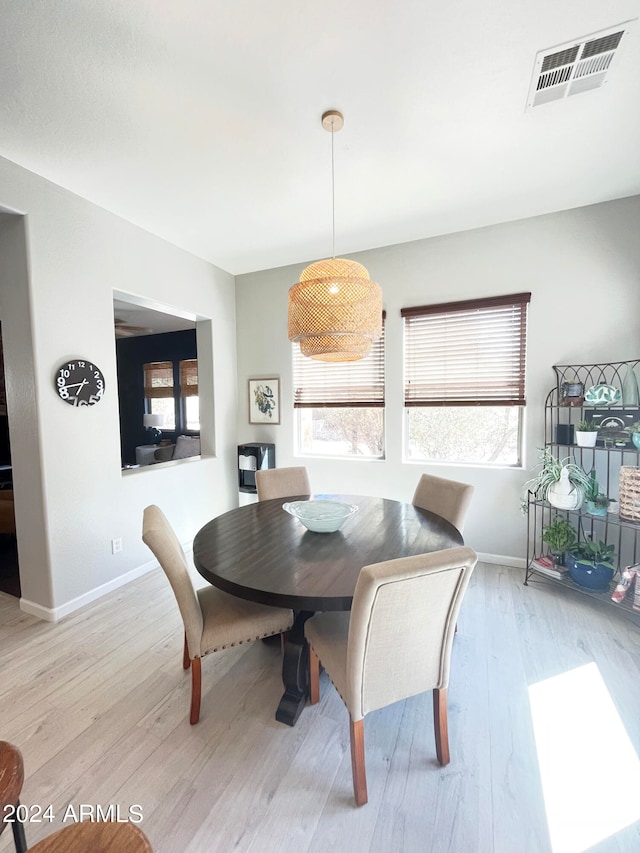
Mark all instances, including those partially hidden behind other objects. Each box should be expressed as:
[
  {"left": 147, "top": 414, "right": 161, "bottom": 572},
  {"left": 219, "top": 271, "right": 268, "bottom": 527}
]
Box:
[
  {"left": 568, "top": 559, "right": 615, "bottom": 591},
  {"left": 548, "top": 469, "right": 583, "bottom": 510},
  {"left": 575, "top": 430, "right": 597, "bottom": 447},
  {"left": 550, "top": 550, "right": 565, "bottom": 567},
  {"left": 632, "top": 433, "right": 640, "bottom": 451},
  {"left": 586, "top": 500, "right": 608, "bottom": 517},
  {"left": 565, "top": 551, "right": 581, "bottom": 573}
]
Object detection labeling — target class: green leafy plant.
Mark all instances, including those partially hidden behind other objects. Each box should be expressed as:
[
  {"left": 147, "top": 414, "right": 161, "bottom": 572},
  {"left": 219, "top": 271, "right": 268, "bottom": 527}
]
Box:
[
  {"left": 542, "top": 517, "right": 577, "bottom": 552},
  {"left": 624, "top": 421, "right": 640, "bottom": 434},
  {"left": 567, "top": 542, "right": 589, "bottom": 562},
  {"left": 577, "top": 419, "right": 597, "bottom": 432},
  {"left": 521, "top": 448, "right": 591, "bottom": 512},
  {"left": 578, "top": 539, "right": 616, "bottom": 570}
]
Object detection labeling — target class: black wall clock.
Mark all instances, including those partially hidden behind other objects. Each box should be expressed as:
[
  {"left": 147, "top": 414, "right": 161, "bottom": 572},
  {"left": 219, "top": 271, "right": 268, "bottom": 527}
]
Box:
[{"left": 55, "top": 359, "right": 105, "bottom": 407}]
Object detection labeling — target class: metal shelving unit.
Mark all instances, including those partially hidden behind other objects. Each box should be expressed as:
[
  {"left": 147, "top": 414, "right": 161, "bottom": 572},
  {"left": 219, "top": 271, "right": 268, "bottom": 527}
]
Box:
[{"left": 525, "top": 360, "right": 640, "bottom": 624}]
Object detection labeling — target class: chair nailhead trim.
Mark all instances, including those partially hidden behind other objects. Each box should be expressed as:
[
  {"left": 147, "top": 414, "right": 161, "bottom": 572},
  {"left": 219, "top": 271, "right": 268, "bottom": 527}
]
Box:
[{"left": 210, "top": 630, "right": 286, "bottom": 654}]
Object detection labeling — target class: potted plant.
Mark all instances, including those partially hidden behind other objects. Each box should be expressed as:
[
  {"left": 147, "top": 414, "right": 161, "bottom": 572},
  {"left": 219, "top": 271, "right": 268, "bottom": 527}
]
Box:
[
  {"left": 542, "top": 516, "right": 577, "bottom": 566},
  {"left": 584, "top": 468, "right": 612, "bottom": 516},
  {"left": 575, "top": 419, "right": 598, "bottom": 447},
  {"left": 522, "top": 448, "right": 591, "bottom": 511},
  {"left": 565, "top": 541, "right": 589, "bottom": 573},
  {"left": 568, "top": 539, "right": 616, "bottom": 591},
  {"left": 624, "top": 420, "right": 640, "bottom": 450}
]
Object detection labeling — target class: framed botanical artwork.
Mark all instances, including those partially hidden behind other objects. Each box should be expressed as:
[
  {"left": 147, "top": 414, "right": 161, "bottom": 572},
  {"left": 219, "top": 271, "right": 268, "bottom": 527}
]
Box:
[{"left": 248, "top": 378, "right": 280, "bottom": 424}]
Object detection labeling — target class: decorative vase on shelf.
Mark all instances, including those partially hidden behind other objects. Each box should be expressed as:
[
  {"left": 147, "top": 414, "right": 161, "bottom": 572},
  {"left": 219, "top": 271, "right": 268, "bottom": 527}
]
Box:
[
  {"left": 621, "top": 364, "right": 639, "bottom": 407},
  {"left": 548, "top": 468, "right": 583, "bottom": 511}
]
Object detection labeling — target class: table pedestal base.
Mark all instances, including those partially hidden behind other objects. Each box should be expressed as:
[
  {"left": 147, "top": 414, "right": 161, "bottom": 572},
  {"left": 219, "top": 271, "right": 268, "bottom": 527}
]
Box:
[{"left": 276, "top": 610, "right": 314, "bottom": 726}]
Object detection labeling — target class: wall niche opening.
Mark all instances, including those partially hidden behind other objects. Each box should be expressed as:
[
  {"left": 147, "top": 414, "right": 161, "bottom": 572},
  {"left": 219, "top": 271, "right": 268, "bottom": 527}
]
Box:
[{"left": 113, "top": 293, "right": 212, "bottom": 470}]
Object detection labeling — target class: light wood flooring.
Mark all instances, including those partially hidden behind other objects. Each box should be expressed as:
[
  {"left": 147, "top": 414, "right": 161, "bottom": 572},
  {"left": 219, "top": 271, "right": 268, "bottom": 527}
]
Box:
[{"left": 1, "top": 562, "right": 640, "bottom": 853}]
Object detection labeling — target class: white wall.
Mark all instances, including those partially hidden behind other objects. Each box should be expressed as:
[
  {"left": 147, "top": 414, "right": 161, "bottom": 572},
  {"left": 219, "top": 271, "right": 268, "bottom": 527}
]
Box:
[
  {"left": 0, "top": 155, "right": 238, "bottom": 618},
  {"left": 235, "top": 196, "right": 640, "bottom": 564}
]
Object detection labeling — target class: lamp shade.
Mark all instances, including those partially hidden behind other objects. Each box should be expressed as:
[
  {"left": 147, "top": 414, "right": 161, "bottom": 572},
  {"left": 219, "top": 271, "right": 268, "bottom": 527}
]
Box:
[
  {"left": 288, "top": 258, "right": 382, "bottom": 362},
  {"left": 143, "top": 413, "right": 163, "bottom": 428}
]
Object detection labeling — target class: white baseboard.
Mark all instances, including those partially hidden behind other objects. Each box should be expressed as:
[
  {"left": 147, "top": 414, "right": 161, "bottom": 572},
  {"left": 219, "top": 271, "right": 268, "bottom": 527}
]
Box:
[
  {"left": 20, "top": 542, "right": 194, "bottom": 622},
  {"left": 19, "top": 598, "right": 60, "bottom": 622},
  {"left": 19, "top": 543, "right": 519, "bottom": 622},
  {"left": 477, "top": 552, "right": 525, "bottom": 570}
]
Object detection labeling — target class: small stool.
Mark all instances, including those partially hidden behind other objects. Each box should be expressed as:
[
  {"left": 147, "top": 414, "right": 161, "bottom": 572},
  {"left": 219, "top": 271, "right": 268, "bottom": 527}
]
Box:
[
  {"left": 0, "top": 741, "right": 27, "bottom": 853},
  {"left": 27, "top": 821, "right": 152, "bottom": 852}
]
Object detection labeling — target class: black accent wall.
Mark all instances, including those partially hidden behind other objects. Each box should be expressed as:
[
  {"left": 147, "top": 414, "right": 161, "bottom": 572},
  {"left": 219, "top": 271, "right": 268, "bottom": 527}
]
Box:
[{"left": 116, "top": 329, "right": 197, "bottom": 465}]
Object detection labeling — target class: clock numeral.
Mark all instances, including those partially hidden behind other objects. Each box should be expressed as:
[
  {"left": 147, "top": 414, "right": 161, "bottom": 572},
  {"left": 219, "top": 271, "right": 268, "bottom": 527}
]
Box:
[{"left": 59, "top": 388, "right": 70, "bottom": 399}]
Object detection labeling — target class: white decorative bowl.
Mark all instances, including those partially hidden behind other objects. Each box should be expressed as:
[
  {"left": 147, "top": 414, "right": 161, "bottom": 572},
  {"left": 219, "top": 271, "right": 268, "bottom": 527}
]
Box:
[{"left": 282, "top": 500, "right": 358, "bottom": 533}]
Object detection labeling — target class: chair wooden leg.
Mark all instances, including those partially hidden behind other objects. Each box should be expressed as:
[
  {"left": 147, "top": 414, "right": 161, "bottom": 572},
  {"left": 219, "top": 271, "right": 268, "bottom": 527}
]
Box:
[
  {"left": 433, "top": 688, "right": 450, "bottom": 766},
  {"left": 183, "top": 633, "right": 190, "bottom": 670},
  {"left": 190, "top": 657, "right": 202, "bottom": 725},
  {"left": 12, "top": 801, "right": 27, "bottom": 853},
  {"left": 349, "top": 717, "right": 368, "bottom": 806},
  {"left": 309, "top": 646, "right": 320, "bottom": 705}
]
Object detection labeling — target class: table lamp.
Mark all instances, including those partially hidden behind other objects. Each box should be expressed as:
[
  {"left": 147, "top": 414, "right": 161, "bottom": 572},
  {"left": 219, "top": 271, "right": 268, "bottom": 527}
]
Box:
[{"left": 143, "top": 413, "right": 163, "bottom": 444}]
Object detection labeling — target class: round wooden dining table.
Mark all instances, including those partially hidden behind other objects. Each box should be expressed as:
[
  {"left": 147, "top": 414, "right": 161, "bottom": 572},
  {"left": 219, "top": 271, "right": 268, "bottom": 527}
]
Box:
[{"left": 193, "top": 494, "right": 463, "bottom": 726}]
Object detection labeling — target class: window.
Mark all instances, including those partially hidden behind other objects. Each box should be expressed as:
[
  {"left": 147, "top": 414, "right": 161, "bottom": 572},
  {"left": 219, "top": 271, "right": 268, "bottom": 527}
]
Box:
[
  {"left": 402, "top": 293, "right": 530, "bottom": 465},
  {"left": 179, "top": 359, "right": 200, "bottom": 431},
  {"left": 144, "top": 360, "right": 175, "bottom": 430},
  {"left": 293, "top": 316, "right": 385, "bottom": 458},
  {"left": 144, "top": 359, "right": 199, "bottom": 434}
]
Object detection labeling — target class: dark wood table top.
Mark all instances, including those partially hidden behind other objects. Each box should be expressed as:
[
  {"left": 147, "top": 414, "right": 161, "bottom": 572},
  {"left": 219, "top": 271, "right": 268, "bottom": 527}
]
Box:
[{"left": 193, "top": 494, "right": 463, "bottom": 611}]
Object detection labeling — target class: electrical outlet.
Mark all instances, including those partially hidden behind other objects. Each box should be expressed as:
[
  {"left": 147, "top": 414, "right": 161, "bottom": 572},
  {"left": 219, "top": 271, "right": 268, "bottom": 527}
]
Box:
[{"left": 111, "top": 538, "right": 122, "bottom": 554}]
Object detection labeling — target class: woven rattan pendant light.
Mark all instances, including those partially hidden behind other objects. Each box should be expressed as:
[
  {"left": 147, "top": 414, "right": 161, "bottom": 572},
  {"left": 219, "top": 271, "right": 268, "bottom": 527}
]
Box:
[{"left": 288, "top": 110, "right": 382, "bottom": 362}]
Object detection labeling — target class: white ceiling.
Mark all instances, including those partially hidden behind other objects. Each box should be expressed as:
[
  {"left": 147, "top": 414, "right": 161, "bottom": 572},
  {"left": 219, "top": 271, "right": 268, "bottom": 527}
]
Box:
[
  {"left": 1, "top": 1, "right": 639, "bottom": 275},
  {"left": 113, "top": 298, "right": 195, "bottom": 337}
]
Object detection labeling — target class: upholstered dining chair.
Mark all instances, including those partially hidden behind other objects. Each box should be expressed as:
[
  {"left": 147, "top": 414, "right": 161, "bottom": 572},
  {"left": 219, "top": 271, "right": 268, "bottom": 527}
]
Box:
[
  {"left": 142, "top": 505, "right": 293, "bottom": 724},
  {"left": 0, "top": 740, "right": 26, "bottom": 852},
  {"left": 304, "top": 545, "right": 478, "bottom": 806},
  {"left": 255, "top": 466, "right": 311, "bottom": 501},
  {"left": 412, "top": 473, "right": 474, "bottom": 533},
  {"left": 26, "top": 821, "right": 152, "bottom": 852}
]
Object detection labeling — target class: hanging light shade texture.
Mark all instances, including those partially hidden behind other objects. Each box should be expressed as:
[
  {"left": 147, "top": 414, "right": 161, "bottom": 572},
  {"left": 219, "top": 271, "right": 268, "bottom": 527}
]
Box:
[{"left": 288, "top": 258, "right": 382, "bottom": 362}]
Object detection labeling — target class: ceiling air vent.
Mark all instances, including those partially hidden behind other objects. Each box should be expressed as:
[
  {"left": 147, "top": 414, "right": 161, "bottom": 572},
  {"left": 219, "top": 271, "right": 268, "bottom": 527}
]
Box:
[{"left": 527, "top": 21, "right": 636, "bottom": 108}]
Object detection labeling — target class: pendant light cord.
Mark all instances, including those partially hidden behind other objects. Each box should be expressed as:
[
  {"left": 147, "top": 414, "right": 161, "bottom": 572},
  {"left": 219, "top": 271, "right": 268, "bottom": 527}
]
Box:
[{"left": 331, "top": 119, "right": 336, "bottom": 259}]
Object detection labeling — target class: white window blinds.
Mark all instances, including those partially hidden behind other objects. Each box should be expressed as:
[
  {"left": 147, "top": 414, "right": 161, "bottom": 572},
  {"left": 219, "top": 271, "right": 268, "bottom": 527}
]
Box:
[
  {"left": 402, "top": 294, "right": 530, "bottom": 406},
  {"left": 293, "top": 314, "right": 386, "bottom": 408}
]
